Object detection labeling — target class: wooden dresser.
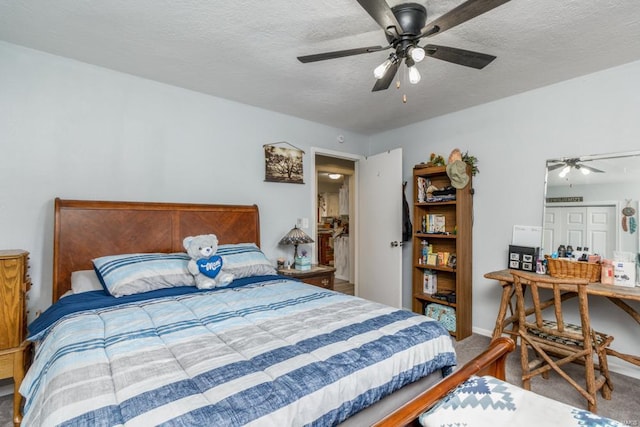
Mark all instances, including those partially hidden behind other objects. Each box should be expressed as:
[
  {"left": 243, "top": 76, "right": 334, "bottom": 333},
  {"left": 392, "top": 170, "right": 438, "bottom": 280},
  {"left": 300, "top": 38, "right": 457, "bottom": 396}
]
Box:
[
  {"left": 278, "top": 264, "right": 336, "bottom": 290},
  {"left": 0, "top": 249, "right": 31, "bottom": 426}
]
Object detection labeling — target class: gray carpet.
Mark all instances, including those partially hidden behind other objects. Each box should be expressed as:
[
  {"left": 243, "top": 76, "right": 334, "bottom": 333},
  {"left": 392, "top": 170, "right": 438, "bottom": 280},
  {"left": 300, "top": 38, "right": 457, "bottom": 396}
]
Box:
[
  {"left": 0, "top": 393, "right": 11, "bottom": 427},
  {"left": 2, "top": 334, "right": 638, "bottom": 425},
  {"left": 454, "top": 334, "right": 640, "bottom": 425}
]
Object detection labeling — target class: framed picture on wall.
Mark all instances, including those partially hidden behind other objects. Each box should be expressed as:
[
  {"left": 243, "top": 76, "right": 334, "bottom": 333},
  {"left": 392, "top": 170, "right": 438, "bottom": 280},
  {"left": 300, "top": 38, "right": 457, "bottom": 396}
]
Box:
[{"left": 264, "top": 142, "right": 304, "bottom": 184}]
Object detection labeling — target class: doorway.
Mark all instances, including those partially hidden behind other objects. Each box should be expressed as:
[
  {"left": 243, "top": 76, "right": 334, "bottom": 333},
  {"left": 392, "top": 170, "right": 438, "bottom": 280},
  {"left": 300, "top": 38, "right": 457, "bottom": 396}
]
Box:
[
  {"left": 311, "top": 147, "right": 404, "bottom": 307},
  {"left": 315, "top": 154, "right": 355, "bottom": 282}
]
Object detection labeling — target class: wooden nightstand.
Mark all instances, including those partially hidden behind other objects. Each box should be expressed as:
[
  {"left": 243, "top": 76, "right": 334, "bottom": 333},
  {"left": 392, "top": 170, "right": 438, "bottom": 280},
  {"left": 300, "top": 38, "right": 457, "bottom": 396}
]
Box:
[
  {"left": 0, "top": 250, "right": 31, "bottom": 426},
  {"left": 278, "top": 264, "right": 336, "bottom": 290}
]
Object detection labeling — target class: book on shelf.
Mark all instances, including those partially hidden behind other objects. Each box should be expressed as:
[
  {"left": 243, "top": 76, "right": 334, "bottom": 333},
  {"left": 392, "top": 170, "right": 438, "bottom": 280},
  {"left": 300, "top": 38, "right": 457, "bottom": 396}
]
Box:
[
  {"left": 417, "top": 177, "right": 430, "bottom": 203},
  {"left": 432, "top": 215, "right": 445, "bottom": 233},
  {"left": 440, "top": 252, "right": 450, "bottom": 266},
  {"left": 423, "top": 270, "right": 437, "bottom": 294},
  {"left": 420, "top": 214, "right": 446, "bottom": 234},
  {"left": 426, "top": 253, "right": 438, "bottom": 266}
]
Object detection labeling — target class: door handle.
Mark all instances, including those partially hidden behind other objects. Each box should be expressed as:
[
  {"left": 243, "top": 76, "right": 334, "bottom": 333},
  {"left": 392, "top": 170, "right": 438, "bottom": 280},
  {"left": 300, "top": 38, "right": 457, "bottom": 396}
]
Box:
[{"left": 390, "top": 241, "right": 404, "bottom": 247}]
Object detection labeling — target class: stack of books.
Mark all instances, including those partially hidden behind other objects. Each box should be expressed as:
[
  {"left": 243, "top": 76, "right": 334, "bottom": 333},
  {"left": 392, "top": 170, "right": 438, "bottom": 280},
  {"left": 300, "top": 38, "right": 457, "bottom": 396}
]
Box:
[{"left": 421, "top": 214, "right": 446, "bottom": 234}]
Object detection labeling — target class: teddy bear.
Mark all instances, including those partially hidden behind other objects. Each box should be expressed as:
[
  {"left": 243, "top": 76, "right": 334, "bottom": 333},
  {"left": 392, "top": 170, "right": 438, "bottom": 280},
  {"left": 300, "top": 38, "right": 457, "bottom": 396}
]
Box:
[{"left": 183, "top": 234, "right": 234, "bottom": 289}]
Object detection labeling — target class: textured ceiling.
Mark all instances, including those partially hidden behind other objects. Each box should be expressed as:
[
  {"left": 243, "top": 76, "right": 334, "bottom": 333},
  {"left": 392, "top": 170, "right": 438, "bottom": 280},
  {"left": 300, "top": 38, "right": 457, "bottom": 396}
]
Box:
[{"left": 1, "top": 0, "right": 639, "bottom": 135}]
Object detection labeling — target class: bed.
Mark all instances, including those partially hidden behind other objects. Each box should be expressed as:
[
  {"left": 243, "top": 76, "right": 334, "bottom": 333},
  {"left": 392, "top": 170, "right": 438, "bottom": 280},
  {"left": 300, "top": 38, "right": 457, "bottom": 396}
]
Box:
[{"left": 19, "top": 198, "right": 514, "bottom": 426}]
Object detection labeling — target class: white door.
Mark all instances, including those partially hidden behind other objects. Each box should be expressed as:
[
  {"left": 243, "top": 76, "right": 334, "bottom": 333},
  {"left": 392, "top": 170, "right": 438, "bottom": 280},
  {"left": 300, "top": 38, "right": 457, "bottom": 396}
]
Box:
[
  {"left": 565, "top": 207, "right": 587, "bottom": 249},
  {"left": 357, "top": 148, "right": 403, "bottom": 307},
  {"left": 543, "top": 205, "right": 616, "bottom": 258},
  {"left": 587, "top": 206, "right": 616, "bottom": 258},
  {"left": 543, "top": 207, "right": 560, "bottom": 255}
]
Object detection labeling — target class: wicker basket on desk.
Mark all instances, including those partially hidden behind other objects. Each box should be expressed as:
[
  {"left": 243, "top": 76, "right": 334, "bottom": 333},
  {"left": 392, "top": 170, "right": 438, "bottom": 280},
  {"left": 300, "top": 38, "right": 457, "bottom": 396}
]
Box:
[{"left": 545, "top": 256, "right": 601, "bottom": 282}]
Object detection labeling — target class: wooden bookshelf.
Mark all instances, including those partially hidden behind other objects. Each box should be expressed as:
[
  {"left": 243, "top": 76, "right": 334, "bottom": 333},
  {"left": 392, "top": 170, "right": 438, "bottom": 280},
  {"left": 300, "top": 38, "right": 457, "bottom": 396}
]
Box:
[{"left": 412, "top": 164, "right": 473, "bottom": 340}]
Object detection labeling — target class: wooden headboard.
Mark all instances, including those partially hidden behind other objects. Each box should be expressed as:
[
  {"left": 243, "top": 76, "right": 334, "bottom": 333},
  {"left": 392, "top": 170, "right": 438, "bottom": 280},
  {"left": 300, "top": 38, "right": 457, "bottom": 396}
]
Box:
[{"left": 52, "top": 198, "right": 261, "bottom": 302}]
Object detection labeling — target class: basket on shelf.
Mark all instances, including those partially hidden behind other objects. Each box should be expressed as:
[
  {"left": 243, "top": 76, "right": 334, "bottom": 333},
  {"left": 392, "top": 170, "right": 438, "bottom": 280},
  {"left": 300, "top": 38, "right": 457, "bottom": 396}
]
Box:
[{"left": 544, "top": 256, "right": 601, "bottom": 282}]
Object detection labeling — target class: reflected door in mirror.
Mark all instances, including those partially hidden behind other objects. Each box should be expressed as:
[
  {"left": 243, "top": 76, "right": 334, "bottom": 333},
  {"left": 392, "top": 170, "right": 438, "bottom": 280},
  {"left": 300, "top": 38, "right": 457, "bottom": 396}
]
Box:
[{"left": 543, "top": 206, "right": 616, "bottom": 258}]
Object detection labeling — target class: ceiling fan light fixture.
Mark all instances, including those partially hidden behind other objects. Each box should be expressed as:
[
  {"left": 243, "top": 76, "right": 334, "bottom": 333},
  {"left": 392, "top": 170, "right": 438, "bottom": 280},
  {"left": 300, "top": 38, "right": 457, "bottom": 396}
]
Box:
[
  {"left": 373, "top": 59, "right": 392, "bottom": 79},
  {"left": 559, "top": 165, "right": 571, "bottom": 178},
  {"left": 408, "top": 46, "right": 425, "bottom": 63},
  {"left": 581, "top": 167, "right": 590, "bottom": 175},
  {"left": 408, "top": 66, "right": 421, "bottom": 84},
  {"left": 297, "top": 0, "right": 510, "bottom": 94},
  {"left": 328, "top": 173, "right": 342, "bottom": 180}
]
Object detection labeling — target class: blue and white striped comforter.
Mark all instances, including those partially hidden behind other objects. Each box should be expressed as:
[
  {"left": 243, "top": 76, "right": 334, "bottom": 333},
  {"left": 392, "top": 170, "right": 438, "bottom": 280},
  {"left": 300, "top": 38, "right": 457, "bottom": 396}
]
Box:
[{"left": 21, "top": 277, "right": 456, "bottom": 426}]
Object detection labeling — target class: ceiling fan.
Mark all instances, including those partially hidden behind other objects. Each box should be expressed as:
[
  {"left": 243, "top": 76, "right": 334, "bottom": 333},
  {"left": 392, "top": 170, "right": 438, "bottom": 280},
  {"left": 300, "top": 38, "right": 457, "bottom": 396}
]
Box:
[
  {"left": 547, "top": 158, "right": 605, "bottom": 178},
  {"left": 297, "top": 0, "right": 511, "bottom": 92}
]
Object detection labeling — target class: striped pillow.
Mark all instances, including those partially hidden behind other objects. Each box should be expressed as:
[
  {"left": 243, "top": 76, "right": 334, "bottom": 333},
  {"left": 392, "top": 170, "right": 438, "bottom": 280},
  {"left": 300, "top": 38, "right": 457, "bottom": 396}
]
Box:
[
  {"left": 217, "top": 243, "right": 276, "bottom": 278},
  {"left": 93, "top": 253, "right": 195, "bottom": 297}
]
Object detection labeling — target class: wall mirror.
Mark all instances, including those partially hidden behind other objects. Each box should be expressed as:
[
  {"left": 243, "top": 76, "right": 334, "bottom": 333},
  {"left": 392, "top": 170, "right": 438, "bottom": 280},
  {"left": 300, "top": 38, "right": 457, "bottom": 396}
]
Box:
[{"left": 542, "top": 150, "right": 640, "bottom": 259}]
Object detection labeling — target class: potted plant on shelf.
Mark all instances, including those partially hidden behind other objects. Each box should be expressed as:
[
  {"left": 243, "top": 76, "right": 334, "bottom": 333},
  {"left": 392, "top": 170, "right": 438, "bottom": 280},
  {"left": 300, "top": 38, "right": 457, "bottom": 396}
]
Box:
[{"left": 461, "top": 151, "right": 479, "bottom": 176}]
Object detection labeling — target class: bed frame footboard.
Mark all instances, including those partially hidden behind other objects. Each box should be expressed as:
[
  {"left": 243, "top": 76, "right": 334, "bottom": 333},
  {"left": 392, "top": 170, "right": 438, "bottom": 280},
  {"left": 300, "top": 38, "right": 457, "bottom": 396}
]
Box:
[{"left": 374, "top": 337, "right": 516, "bottom": 427}]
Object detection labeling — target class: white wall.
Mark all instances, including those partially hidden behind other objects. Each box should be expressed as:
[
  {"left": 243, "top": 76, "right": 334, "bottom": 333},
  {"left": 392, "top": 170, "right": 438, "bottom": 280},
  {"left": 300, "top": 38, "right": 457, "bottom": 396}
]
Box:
[
  {"left": 370, "top": 59, "right": 640, "bottom": 377},
  {"left": 0, "top": 41, "right": 369, "bottom": 317},
  {"left": 4, "top": 39, "right": 640, "bottom": 378}
]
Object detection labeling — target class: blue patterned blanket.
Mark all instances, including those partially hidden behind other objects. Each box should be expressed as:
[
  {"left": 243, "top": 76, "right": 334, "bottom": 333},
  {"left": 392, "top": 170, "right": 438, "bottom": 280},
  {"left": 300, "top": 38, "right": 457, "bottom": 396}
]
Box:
[
  {"left": 22, "top": 277, "right": 456, "bottom": 426},
  {"left": 419, "top": 376, "right": 625, "bottom": 427}
]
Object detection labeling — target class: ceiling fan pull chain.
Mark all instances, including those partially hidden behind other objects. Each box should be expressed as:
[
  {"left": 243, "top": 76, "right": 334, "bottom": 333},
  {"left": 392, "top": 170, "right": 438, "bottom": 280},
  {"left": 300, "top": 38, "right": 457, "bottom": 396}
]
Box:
[{"left": 399, "top": 62, "right": 407, "bottom": 103}]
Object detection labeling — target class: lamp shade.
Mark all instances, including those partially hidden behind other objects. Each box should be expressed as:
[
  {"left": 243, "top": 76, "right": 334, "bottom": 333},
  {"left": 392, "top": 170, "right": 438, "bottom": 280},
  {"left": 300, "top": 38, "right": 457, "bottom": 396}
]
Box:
[
  {"left": 279, "top": 225, "right": 314, "bottom": 246},
  {"left": 279, "top": 225, "right": 314, "bottom": 259}
]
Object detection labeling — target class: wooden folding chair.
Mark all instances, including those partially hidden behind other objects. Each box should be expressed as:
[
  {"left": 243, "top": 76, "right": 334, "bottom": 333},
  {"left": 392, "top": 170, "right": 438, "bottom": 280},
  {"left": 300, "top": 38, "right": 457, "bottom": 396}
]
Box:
[{"left": 511, "top": 270, "right": 614, "bottom": 413}]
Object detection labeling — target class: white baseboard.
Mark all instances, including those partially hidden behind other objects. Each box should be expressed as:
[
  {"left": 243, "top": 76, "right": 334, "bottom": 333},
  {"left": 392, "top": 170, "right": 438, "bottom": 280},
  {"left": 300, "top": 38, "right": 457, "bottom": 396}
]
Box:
[{"left": 471, "top": 327, "right": 640, "bottom": 380}]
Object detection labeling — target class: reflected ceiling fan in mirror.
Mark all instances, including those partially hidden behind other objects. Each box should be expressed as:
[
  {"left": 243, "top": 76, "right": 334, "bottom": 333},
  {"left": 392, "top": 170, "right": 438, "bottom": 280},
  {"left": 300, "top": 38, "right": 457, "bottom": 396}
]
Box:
[
  {"left": 297, "top": 0, "right": 511, "bottom": 96},
  {"left": 547, "top": 158, "right": 605, "bottom": 178}
]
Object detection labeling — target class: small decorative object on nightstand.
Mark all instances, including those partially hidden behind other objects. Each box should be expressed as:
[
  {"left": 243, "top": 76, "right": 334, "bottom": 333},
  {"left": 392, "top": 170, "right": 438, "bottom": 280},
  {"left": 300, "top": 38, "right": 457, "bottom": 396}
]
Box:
[
  {"left": 278, "top": 264, "right": 336, "bottom": 290},
  {"left": 294, "top": 250, "right": 312, "bottom": 271},
  {"left": 0, "top": 249, "right": 31, "bottom": 426}
]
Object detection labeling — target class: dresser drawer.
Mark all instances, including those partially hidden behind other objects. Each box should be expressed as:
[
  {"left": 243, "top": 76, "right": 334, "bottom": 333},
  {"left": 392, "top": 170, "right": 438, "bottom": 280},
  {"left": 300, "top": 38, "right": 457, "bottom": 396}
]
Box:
[
  {"left": 278, "top": 265, "right": 336, "bottom": 290},
  {"left": 0, "top": 351, "right": 16, "bottom": 379},
  {"left": 302, "top": 273, "right": 334, "bottom": 290}
]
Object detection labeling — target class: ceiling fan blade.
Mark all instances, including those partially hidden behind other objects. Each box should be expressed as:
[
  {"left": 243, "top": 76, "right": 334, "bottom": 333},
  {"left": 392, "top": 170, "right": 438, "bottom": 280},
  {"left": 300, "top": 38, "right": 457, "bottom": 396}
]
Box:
[
  {"left": 424, "top": 44, "right": 496, "bottom": 69},
  {"left": 580, "top": 165, "right": 605, "bottom": 173},
  {"left": 372, "top": 61, "right": 400, "bottom": 92},
  {"left": 297, "top": 46, "right": 387, "bottom": 63},
  {"left": 356, "top": 0, "right": 403, "bottom": 36},
  {"left": 421, "top": 0, "right": 511, "bottom": 37},
  {"left": 547, "top": 163, "right": 567, "bottom": 172}
]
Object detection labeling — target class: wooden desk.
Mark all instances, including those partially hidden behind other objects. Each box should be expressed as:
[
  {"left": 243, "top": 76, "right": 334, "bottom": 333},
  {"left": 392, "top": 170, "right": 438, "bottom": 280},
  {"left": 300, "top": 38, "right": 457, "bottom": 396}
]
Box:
[{"left": 484, "top": 269, "right": 640, "bottom": 367}]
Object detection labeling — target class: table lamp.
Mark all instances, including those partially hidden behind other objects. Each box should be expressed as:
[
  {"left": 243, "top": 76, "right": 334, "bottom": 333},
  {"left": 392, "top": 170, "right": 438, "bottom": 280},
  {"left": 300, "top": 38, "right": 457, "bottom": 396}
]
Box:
[{"left": 279, "top": 225, "right": 314, "bottom": 260}]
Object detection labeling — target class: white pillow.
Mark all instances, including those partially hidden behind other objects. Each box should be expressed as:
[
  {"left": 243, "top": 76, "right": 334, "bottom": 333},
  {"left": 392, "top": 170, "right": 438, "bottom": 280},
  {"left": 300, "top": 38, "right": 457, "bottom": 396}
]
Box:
[
  {"left": 92, "top": 253, "right": 195, "bottom": 297},
  {"left": 217, "top": 243, "right": 277, "bottom": 278},
  {"left": 71, "top": 270, "right": 104, "bottom": 294}
]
